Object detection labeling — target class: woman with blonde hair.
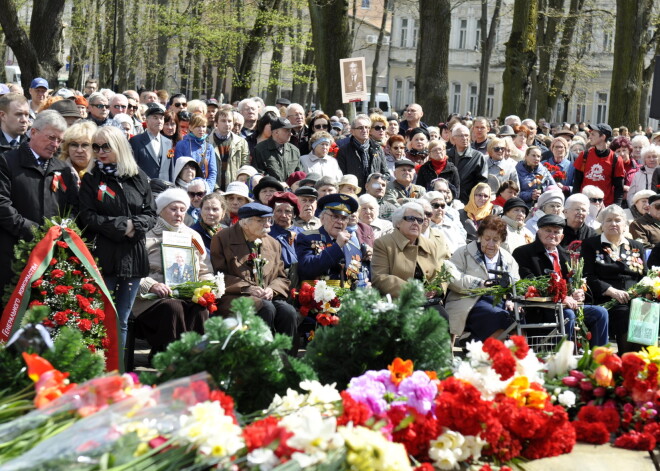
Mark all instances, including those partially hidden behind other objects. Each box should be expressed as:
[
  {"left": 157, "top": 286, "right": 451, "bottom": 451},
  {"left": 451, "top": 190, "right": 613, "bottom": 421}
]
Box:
[
  {"left": 369, "top": 113, "right": 388, "bottom": 146},
  {"left": 79, "top": 126, "right": 156, "bottom": 349},
  {"left": 60, "top": 120, "right": 97, "bottom": 182},
  {"left": 459, "top": 182, "right": 496, "bottom": 243},
  {"left": 174, "top": 113, "right": 217, "bottom": 190}
]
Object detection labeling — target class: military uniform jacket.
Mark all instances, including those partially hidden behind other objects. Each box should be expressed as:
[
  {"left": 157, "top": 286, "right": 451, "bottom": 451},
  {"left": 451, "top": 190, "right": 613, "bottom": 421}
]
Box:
[{"left": 295, "top": 226, "right": 363, "bottom": 284}]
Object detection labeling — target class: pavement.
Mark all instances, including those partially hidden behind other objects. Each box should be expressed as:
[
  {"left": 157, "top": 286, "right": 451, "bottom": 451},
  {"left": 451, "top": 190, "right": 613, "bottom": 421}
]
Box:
[{"left": 517, "top": 443, "right": 658, "bottom": 470}]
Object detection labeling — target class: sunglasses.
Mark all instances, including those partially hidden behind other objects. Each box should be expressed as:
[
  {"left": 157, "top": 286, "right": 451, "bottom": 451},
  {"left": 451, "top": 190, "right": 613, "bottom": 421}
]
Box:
[
  {"left": 424, "top": 212, "right": 433, "bottom": 218},
  {"left": 372, "top": 125, "right": 386, "bottom": 131},
  {"left": 402, "top": 215, "right": 424, "bottom": 224},
  {"left": 92, "top": 143, "right": 112, "bottom": 153},
  {"left": 127, "top": 105, "right": 139, "bottom": 110},
  {"left": 432, "top": 202, "right": 446, "bottom": 209},
  {"left": 92, "top": 104, "right": 109, "bottom": 109},
  {"left": 188, "top": 191, "right": 205, "bottom": 198},
  {"left": 493, "top": 147, "right": 505, "bottom": 152},
  {"left": 314, "top": 124, "right": 329, "bottom": 130},
  {"left": 113, "top": 104, "right": 127, "bottom": 109},
  {"left": 173, "top": 102, "right": 187, "bottom": 107},
  {"left": 589, "top": 198, "right": 604, "bottom": 203}
]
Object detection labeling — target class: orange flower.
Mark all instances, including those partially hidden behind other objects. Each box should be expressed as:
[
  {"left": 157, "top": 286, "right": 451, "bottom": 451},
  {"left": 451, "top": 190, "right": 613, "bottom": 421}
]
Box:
[
  {"left": 22, "top": 352, "right": 75, "bottom": 408},
  {"left": 388, "top": 358, "right": 414, "bottom": 385},
  {"left": 22, "top": 352, "right": 56, "bottom": 383},
  {"left": 593, "top": 365, "right": 614, "bottom": 387}
]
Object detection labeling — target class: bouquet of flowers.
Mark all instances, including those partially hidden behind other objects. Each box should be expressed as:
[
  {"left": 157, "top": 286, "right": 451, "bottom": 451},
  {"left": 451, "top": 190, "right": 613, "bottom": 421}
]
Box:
[
  {"left": 543, "top": 162, "right": 567, "bottom": 183},
  {"left": 142, "top": 273, "right": 225, "bottom": 314},
  {"left": 601, "top": 268, "right": 660, "bottom": 309},
  {"left": 466, "top": 275, "right": 567, "bottom": 304},
  {"left": 247, "top": 238, "right": 268, "bottom": 287},
  {"left": 293, "top": 280, "right": 344, "bottom": 326}
]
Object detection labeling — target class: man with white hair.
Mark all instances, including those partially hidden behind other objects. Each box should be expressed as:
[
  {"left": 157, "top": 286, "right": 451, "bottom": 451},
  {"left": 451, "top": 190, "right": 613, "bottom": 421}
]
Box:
[
  {"left": 238, "top": 98, "right": 260, "bottom": 138},
  {"left": 286, "top": 103, "right": 310, "bottom": 154},
  {"left": 561, "top": 193, "right": 596, "bottom": 247},
  {"left": 109, "top": 93, "right": 129, "bottom": 119},
  {"left": 446, "top": 124, "right": 488, "bottom": 203},
  {"left": 504, "top": 115, "right": 521, "bottom": 127}
]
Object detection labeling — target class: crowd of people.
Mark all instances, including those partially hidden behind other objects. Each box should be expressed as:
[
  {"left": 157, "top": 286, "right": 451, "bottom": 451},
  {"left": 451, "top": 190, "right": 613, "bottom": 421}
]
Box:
[{"left": 1, "top": 75, "right": 660, "bottom": 358}]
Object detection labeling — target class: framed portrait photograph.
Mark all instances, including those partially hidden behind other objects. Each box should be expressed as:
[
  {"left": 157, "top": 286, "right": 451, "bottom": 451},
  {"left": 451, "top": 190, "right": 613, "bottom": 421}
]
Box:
[
  {"left": 340, "top": 57, "right": 367, "bottom": 104},
  {"left": 162, "top": 245, "right": 197, "bottom": 286}
]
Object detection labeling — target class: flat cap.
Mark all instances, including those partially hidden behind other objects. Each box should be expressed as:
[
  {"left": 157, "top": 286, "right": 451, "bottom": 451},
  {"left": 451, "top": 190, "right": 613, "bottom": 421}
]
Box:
[
  {"left": 238, "top": 202, "right": 274, "bottom": 219},
  {"left": 537, "top": 214, "right": 566, "bottom": 228}
]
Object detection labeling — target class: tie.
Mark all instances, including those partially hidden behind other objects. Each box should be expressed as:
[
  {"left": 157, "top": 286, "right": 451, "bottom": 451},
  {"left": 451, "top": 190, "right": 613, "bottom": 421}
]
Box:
[
  {"left": 9, "top": 139, "right": 17, "bottom": 147},
  {"left": 549, "top": 252, "right": 562, "bottom": 278}
]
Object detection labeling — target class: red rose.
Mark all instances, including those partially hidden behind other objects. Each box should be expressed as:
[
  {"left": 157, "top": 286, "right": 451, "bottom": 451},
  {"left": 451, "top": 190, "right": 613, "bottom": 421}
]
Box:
[
  {"left": 40, "top": 290, "right": 47, "bottom": 296},
  {"left": 72, "top": 270, "right": 83, "bottom": 276},
  {"left": 42, "top": 319, "right": 55, "bottom": 328},
  {"left": 51, "top": 269, "right": 65, "bottom": 279},
  {"left": 29, "top": 300, "right": 45, "bottom": 308},
  {"left": 56, "top": 241, "right": 68, "bottom": 248},
  {"left": 53, "top": 311, "right": 69, "bottom": 325},
  {"left": 77, "top": 318, "right": 92, "bottom": 332},
  {"left": 95, "top": 309, "right": 105, "bottom": 321}
]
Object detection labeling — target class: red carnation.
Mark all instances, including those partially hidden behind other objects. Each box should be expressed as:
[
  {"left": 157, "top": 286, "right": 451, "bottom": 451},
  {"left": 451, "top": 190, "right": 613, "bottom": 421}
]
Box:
[
  {"left": 53, "top": 311, "right": 69, "bottom": 325},
  {"left": 54, "top": 285, "right": 72, "bottom": 295},
  {"left": 614, "top": 431, "right": 656, "bottom": 451},
  {"left": 338, "top": 391, "right": 373, "bottom": 427},
  {"left": 42, "top": 319, "right": 54, "bottom": 328},
  {"left": 51, "top": 269, "right": 65, "bottom": 279},
  {"left": 509, "top": 335, "right": 529, "bottom": 359},
  {"left": 415, "top": 465, "right": 435, "bottom": 471},
  {"left": 56, "top": 241, "right": 68, "bottom": 248},
  {"left": 31, "top": 279, "right": 43, "bottom": 288},
  {"left": 329, "top": 297, "right": 341, "bottom": 308},
  {"left": 82, "top": 283, "right": 97, "bottom": 294},
  {"left": 29, "top": 300, "right": 45, "bottom": 308},
  {"left": 572, "top": 421, "right": 609, "bottom": 444},
  {"left": 242, "top": 417, "right": 298, "bottom": 458},
  {"left": 77, "top": 318, "right": 92, "bottom": 332},
  {"left": 72, "top": 270, "right": 83, "bottom": 276},
  {"left": 50, "top": 258, "right": 58, "bottom": 265},
  {"left": 101, "top": 337, "right": 111, "bottom": 349},
  {"left": 88, "top": 344, "right": 96, "bottom": 353},
  {"left": 95, "top": 309, "right": 105, "bottom": 321},
  {"left": 68, "top": 256, "right": 81, "bottom": 264},
  {"left": 483, "top": 338, "right": 517, "bottom": 380}
]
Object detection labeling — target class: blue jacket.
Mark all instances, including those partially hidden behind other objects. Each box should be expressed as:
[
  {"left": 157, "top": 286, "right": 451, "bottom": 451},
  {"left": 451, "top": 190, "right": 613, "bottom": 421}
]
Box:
[
  {"left": 174, "top": 133, "right": 217, "bottom": 190},
  {"left": 515, "top": 161, "right": 556, "bottom": 206},
  {"left": 270, "top": 224, "right": 302, "bottom": 268}
]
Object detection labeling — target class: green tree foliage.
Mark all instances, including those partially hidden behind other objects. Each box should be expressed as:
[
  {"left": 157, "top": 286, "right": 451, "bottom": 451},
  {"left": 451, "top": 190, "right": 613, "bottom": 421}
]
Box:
[{"left": 304, "top": 281, "right": 452, "bottom": 390}]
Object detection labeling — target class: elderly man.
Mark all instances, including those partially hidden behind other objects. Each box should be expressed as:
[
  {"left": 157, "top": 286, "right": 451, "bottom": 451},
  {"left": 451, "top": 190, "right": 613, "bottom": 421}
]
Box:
[
  {"left": 238, "top": 98, "right": 260, "bottom": 137},
  {"left": 211, "top": 202, "right": 298, "bottom": 349},
  {"left": 252, "top": 117, "right": 301, "bottom": 182},
  {"left": 268, "top": 192, "right": 303, "bottom": 288},
  {"left": 471, "top": 116, "right": 491, "bottom": 155},
  {"left": 0, "top": 110, "right": 79, "bottom": 295},
  {"left": 365, "top": 172, "right": 397, "bottom": 221},
  {"left": 130, "top": 103, "right": 174, "bottom": 181},
  {"left": 295, "top": 194, "right": 366, "bottom": 288},
  {"left": 521, "top": 118, "right": 548, "bottom": 152},
  {"left": 140, "top": 90, "right": 159, "bottom": 104},
  {"left": 385, "top": 159, "right": 426, "bottom": 205},
  {"left": 28, "top": 77, "right": 48, "bottom": 120},
  {"left": 447, "top": 124, "right": 488, "bottom": 203},
  {"left": 336, "top": 114, "right": 389, "bottom": 194},
  {"left": 293, "top": 186, "right": 321, "bottom": 230},
  {"left": 398, "top": 103, "right": 427, "bottom": 136},
  {"left": 109, "top": 93, "right": 129, "bottom": 118},
  {"left": 560, "top": 193, "right": 596, "bottom": 247},
  {"left": 630, "top": 193, "right": 660, "bottom": 249},
  {"left": 0, "top": 94, "right": 30, "bottom": 155},
  {"left": 513, "top": 214, "right": 609, "bottom": 347},
  {"left": 286, "top": 103, "right": 310, "bottom": 155},
  {"left": 208, "top": 109, "right": 249, "bottom": 191},
  {"left": 87, "top": 92, "right": 121, "bottom": 128}
]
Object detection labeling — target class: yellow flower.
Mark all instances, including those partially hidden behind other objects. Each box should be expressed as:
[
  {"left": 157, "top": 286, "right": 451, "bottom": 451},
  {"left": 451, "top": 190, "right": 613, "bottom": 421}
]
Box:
[
  {"left": 505, "top": 376, "right": 548, "bottom": 409},
  {"left": 133, "top": 442, "right": 149, "bottom": 457},
  {"left": 652, "top": 281, "right": 660, "bottom": 298},
  {"left": 640, "top": 346, "right": 660, "bottom": 364}
]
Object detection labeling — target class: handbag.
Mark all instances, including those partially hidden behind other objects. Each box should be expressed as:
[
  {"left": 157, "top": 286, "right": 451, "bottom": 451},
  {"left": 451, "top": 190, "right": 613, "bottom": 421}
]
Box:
[{"left": 627, "top": 298, "right": 660, "bottom": 346}]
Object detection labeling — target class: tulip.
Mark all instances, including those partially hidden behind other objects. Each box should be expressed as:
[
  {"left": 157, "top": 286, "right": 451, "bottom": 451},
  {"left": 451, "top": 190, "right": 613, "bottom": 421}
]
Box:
[
  {"left": 593, "top": 346, "right": 614, "bottom": 364},
  {"left": 570, "top": 370, "right": 587, "bottom": 380},
  {"left": 562, "top": 376, "right": 579, "bottom": 387},
  {"left": 579, "top": 380, "right": 594, "bottom": 391},
  {"left": 615, "top": 386, "right": 628, "bottom": 397},
  {"left": 593, "top": 387, "right": 607, "bottom": 397},
  {"left": 593, "top": 365, "right": 614, "bottom": 387}
]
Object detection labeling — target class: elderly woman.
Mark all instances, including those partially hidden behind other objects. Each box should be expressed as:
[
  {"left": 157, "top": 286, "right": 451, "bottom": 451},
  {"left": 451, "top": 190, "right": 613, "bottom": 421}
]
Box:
[
  {"left": 627, "top": 144, "right": 660, "bottom": 207},
  {"left": 300, "top": 131, "right": 343, "bottom": 180},
  {"left": 611, "top": 136, "right": 639, "bottom": 202},
  {"left": 369, "top": 113, "right": 388, "bottom": 146},
  {"left": 545, "top": 137, "right": 575, "bottom": 194},
  {"left": 486, "top": 137, "right": 519, "bottom": 193},
  {"left": 427, "top": 126, "right": 440, "bottom": 141},
  {"left": 222, "top": 181, "right": 253, "bottom": 226},
  {"left": 512, "top": 124, "right": 531, "bottom": 153},
  {"left": 79, "top": 126, "right": 156, "bottom": 348},
  {"left": 582, "top": 204, "right": 647, "bottom": 353},
  {"left": 253, "top": 175, "right": 285, "bottom": 206},
  {"left": 445, "top": 215, "right": 519, "bottom": 342},
  {"left": 516, "top": 146, "right": 556, "bottom": 207},
  {"left": 358, "top": 194, "right": 393, "bottom": 239},
  {"left": 416, "top": 139, "right": 460, "bottom": 192},
  {"left": 132, "top": 188, "right": 213, "bottom": 358},
  {"left": 432, "top": 177, "right": 464, "bottom": 217},
  {"left": 631, "top": 134, "right": 650, "bottom": 165},
  {"left": 406, "top": 127, "right": 430, "bottom": 165},
  {"left": 60, "top": 120, "right": 97, "bottom": 182},
  {"left": 191, "top": 192, "right": 226, "bottom": 251},
  {"left": 625, "top": 189, "right": 654, "bottom": 222},
  {"left": 183, "top": 178, "right": 209, "bottom": 226},
  {"left": 459, "top": 183, "right": 496, "bottom": 243},
  {"left": 385, "top": 134, "right": 407, "bottom": 175},
  {"left": 423, "top": 191, "right": 466, "bottom": 253},
  {"left": 372, "top": 202, "right": 450, "bottom": 300},
  {"left": 525, "top": 188, "right": 564, "bottom": 235},
  {"left": 582, "top": 185, "right": 605, "bottom": 229},
  {"left": 501, "top": 197, "right": 534, "bottom": 253}
]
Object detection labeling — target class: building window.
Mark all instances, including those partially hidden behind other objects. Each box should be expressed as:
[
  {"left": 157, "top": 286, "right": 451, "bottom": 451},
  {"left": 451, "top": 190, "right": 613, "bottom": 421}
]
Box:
[
  {"left": 400, "top": 18, "right": 409, "bottom": 48},
  {"left": 475, "top": 21, "right": 482, "bottom": 49},
  {"left": 394, "top": 79, "right": 403, "bottom": 110},
  {"left": 555, "top": 101, "right": 564, "bottom": 122},
  {"left": 468, "top": 84, "right": 478, "bottom": 114},
  {"left": 596, "top": 92, "right": 608, "bottom": 123},
  {"left": 361, "top": 0, "right": 370, "bottom": 8},
  {"left": 602, "top": 31, "right": 613, "bottom": 53},
  {"left": 407, "top": 79, "right": 415, "bottom": 105},
  {"left": 412, "top": 19, "right": 419, "bottom": 49},
  {"left": 451, "top": 83, "right": 462, "bottom": 114},
  {"left": 486, "top": 85, "right": 495, "bottom": 118},
  {"left": 458, "top": 19, "right": 467, "bottom": 49},
  {"left": 575, "top": 90, "right": 586, "bottom": 122}
]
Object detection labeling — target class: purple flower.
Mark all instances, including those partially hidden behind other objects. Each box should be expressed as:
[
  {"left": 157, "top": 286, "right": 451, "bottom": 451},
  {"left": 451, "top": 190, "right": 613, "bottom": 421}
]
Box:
[
  {"left": 396, "top": 371, "right": 438, "bottom": 415},
  {"left": 346, "top": 370, "right": 394, "bottom": 415}
]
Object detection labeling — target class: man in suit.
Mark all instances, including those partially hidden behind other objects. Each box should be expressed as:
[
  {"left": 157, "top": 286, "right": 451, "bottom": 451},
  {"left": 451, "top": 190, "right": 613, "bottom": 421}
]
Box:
[
  {"left": 166, "top": 252, "right": 195, "bottom": 284},
  {"left": 512, "top": 214, "right": 608, "bottom": 347},
  {"left": 252, "top": 117, "right": 301, "bottom": 182},
  {"left": 210, "top": 202, "right": 298, "bottom": 351},
  {"left": 447, "top": 124, "right": 488, "bottom": 204},
  {"left": 345, "top": 61, "right": 363, "bottom": 93},
  {"left": 0, "top": 110, "right": 79, "bottom": 298},
  {"left": 0, "top": 94, "right": 30, "bottom": 156},
  {"left": 129, "top": 103, "right": 174, "bottom": 181}
]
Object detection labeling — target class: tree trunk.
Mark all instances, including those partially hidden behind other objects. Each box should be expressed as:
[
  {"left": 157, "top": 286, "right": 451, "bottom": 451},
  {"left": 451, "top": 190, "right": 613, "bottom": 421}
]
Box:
[
  {"left": 534, "top": 0, "right": 560, "bottom": 121},
  {"left": 153, "top": 0, "right": 171, "bottom": 91},
  {"left": 308, "top": 0, "right": 352, "bottom": 114},
  {"left": 477, "top": 0, "right": 502, "bottom": 117},
  {"left": 639, "top": 27, "right": 660, "bottom": 128},
  {"left": 265, "top": 22, "right": 286, "bottom": 105},
  {"left": 609, "top": 0, "right": 654, "bottom": 129},
  {"left": 415, "top": 0, "right": 451, "bottom": 124},
  {"left": 115, "top": 0, "right": 127, "bottom": 91},
  {"left": 0, "top": 0, "right": 66, "bottom": 93},
  {"left": 68, "top": 0, "right": 89, "bottom": 90},
  {"left": 368, "top": 1, "right": 390, "bottom": 110},
  {"left": 500, "top": 0, "right": 537, "bottom": 120}
]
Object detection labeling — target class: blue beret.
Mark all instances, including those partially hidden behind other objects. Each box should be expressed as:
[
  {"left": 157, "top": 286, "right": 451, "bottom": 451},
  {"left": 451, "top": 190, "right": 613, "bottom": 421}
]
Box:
[{"left": 237, "top": 202, "right": 274, "bottom": 219}]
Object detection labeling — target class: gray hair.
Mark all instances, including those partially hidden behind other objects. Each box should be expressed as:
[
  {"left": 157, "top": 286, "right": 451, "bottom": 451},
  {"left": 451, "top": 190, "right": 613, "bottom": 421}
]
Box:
[
  {"left": 32, "top": 110, "right": 66, "bottom": 132},
  {"left": 597, "top": 204, "right": 627, "bottom": 224},
  {"left": 237, "top": 98, "right": 259, "bottom": 114},
  {"left": 581, "top": 185, "right": 605, "bottom": 199},
  {"left": 391, "top": 202, "right": 424, "bottom": 226},
  {"left": 564, "top": 193, "right": 590, "bottom": 209},
  {"left": 286, "top": 103, "right": 304, "bottom": 115},
  {"left": 423, "top": 191, "right": 445, "bottom": 202},
  {"left": 188, "top": 177, "right": 210, "bottom": 193},
  {"left": 87, "top": 92, "right": 107, "bottom": 104},
  {"left": 504, "top": 115, "right": 521, "bottom": 126},
  {"left": 427, "top": 126, "right": 439, "bottom": 135},
  {"left": 358, "top": 194, "right": 380, "bottom": 216},
  {"left": 641, "top": 144, "right": 660, "bottom": 162},
  {"left": 631, "top": 134, "right": 650, "bottom": 148},
  {"left": 451, "top": 124, "right": 469, "bottom": 136},
  {"left": 351, "top": 114, "right": 371, "bottom": 128}
]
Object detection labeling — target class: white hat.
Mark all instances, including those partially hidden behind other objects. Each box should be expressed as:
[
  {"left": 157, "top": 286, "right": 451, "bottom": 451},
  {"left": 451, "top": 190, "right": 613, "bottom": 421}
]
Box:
[
  {"left": 537, "top": 189, "right": 565, "bottom": 209},
  {"left": 632, "top": 189, "right": 656, "bottom": 206},
  {"left": 155, "top": 188, "right": 190, "bottom": 214},
  {"left": 236, "top": 165, "right": 258, "bottom": 178},
  {"left": 338, "top": 174, "right": 361, "bottom": 193},
  {"left": 223, "top": 181, "right": 253, "bottom": 201}
]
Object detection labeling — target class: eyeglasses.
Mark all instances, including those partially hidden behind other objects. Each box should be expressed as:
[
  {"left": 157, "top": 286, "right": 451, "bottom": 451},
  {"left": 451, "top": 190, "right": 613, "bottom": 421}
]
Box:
[
  {"left": 314, "top": 124, "right": 329, "bottom": 130},
  {"left": 188, "top": 191, "right": 205, "bottom": 198},
  {"left": 69, "top": 142, "right": 91, "bottom": 149},
  {"left": 424, "top": 212, "right": 433, "bottom": 218},
  {"left": 432, "top": 203, "right": 446, "bottom": 209},
  {"left": 589, "top": 198, "right": 604, "bottom": 203},
  {"left": 173, "top": 102, "right": 187, "bottom": 108},
  {"left": 92, "top": 143, "right": 112, "bottom": 153},
  {"left": 250, "top": 217, "right": 273, "bottom": 225},
  {"left": 475, "top": 193, "right": 490, "bottom": 198},
  {"left": 37, "top": 130, "right": 63, "bottom": 145},
  {"left": 352, "top": 126, "right": 370, "bottom": 131},
  {"left": 91, "top": 104, "right": 109, "bottom": 109},
  {"left": 113, "top": 104, "right": 127, "bottom": 109},
  {"left": 325, "top": 212, "right": 349, "bottom": 223},
  {"left": 493, "top": 147, "right": 505, "bottom": 152},
  {"left": 372, "top": 125, "right": 386, "bottom": 131},
  {"left": 127, "top": 105, "right": 139, "bottom": 111},
  {"left": 402, "top": 215, "right": 424, "bottom": 224}
]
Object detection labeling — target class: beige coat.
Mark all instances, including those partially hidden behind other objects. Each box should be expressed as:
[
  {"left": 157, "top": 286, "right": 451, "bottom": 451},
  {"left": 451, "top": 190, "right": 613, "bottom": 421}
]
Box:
[
  {"left": 133, "top": 218, "right": 213, "bottom": 316},
  {"left": 207, "top": 132, "right": 249, "bottom": 190},
  {"left": 445, "top": 241, "right": 519, "bottom": 335},
  {"left": 372, "top": 228, "right": 450, "bottom": 298}
]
